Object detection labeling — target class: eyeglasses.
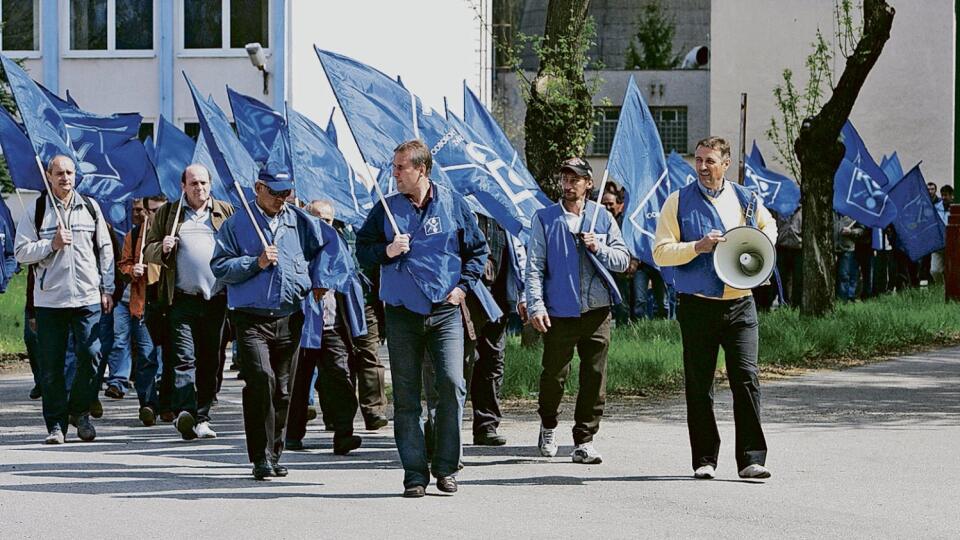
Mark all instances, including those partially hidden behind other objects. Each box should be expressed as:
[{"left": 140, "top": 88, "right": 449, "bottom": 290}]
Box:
[{"left": 266, "top": 187, "right": 292, "bottom": 199}]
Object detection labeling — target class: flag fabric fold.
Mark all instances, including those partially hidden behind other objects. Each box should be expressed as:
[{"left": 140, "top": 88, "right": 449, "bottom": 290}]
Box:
[
  {"left": 227, "top": 86, "right": 285, "bottom": 166},
  {"left": 887, "top": 164, "right": 945, "bottom": 261},
  {"left": 833, "top": 121, "right": 897, "bottom": 228},
  {"left": 744, "top": 142, "right": 801, "bottom": 217}
]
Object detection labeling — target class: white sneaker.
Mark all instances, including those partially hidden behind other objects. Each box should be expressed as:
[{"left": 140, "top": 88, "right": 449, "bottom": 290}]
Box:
[
  {"left": 194, "top": 421, "right": 217, "bottom": 439},
  {"left": 571, "top": 442, "right": 602, "bottom": 464},
  {"left": 738, "top": 464, "right": 771, "bottom": 479},
  {"left": 538, "top": 425, "right": 558, "bottom": 457},
  {"left": 694, "top": 465, "right": 716, "bottom": 479}
]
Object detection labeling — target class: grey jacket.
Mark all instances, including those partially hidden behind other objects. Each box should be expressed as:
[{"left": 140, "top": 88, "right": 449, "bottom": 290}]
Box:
[{"left": 14, "top": 192, "right": 115, "bottom": 308}]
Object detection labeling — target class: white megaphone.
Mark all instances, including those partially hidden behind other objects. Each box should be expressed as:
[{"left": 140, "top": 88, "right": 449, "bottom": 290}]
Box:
[{"left": 713, "top": 226, "right": 776, "bottom": 290}]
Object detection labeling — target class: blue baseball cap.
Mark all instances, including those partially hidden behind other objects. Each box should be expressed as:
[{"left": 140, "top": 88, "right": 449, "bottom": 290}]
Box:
[{"left": 257, "top": 169, "right": 294, "bottom": 191}]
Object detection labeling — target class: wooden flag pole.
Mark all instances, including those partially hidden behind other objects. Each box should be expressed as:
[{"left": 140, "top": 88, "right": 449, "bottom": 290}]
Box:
[
  {"left": 738, "top": 93, "right": 748, "bottom": 185},
  {"left": 233, "top": 181, "right": 270, "bottom": 250},
  {"left": 34, "top": 155, "right": 65, "bottom": 227},
  {"left": 588, "top": 168, "right": 610, "bottom": 234},
  {"left": 359, "top": 162, "right": 401, "bottom": 237}
]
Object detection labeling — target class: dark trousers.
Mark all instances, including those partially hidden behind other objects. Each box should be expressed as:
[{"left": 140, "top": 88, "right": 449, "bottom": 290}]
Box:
[
  {"left": 776, "top": 246, "right": 803, "bottom": 307},
  {"left": 677, "top": 294, "right": 767, "bottom": 471},
  {"left": 538, "top": 307, "right": 610, "bottom": 445},
  {"left": 872, "top": 250, "right": 895, "bottom": 294},
  {"left": 471, "top": 316, "right": 507, "bottom": 435},
  {"left": 286, "top": 349, "right": 319, "bottom": 443},
  {"left": 317, "top": 325, "right": 359, "bottom": 435},
  {"left": 144, "top": 303, "right": 169, "bottom": 412},
  {"left": 351, "top": 304, "right": 387, "bottom": 420},
  {"left": 232, "top": 310, "right": 303, "bottom": 463},
  {"left": 35, "top": 305, "right": 102, "bottom": 432},
  {"left": 168, "top": 293, "right": 226, "bottom": 422}
]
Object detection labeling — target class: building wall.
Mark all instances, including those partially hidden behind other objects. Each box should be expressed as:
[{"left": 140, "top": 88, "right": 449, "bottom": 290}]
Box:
[{"left": 711, "top": 0, "right": 955, "bottom": 187}]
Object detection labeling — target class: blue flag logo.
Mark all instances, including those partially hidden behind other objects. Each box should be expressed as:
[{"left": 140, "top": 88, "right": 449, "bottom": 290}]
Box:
[
  {"left": 744, "top": 142, "right": 800, "bottom": 217},
  {"left": 833, "top": 121, "right": 897, "bottom": 227},
  {"left": 227, "top": 87, "right": 285, "bottom": 165},
  {"left": 887, "top": 164, "right": 944, "bottom": 261}
]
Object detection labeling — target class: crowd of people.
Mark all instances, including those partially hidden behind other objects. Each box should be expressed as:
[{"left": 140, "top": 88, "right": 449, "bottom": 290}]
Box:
[{"left": 19, "top": 134, "right": 948, "bottom": 495}]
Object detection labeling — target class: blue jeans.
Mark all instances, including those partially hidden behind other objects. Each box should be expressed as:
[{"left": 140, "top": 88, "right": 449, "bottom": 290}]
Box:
[
  {"left": 633, "top": 264, "right": 667, "bottom": 320},
  {"left": 837, "top": 251, "right": 859, "bottom": 301},
  {"left": 94, "top": 309, "right": 116, "bottom": 394},
  {"left": 105, "top": 302, "right": 134, "bottom": 390},
  {"left": 114, "top": 302, "right": 160, "bottom": 408},
  {"left": 385, "top": 303, "right": 465, "bottom": 488},
  {"left": 27, "top": 312, "right": 79, "bottom": 392},
  {"left": 35, "top": 305, "right": 102, "bottom": 432}
]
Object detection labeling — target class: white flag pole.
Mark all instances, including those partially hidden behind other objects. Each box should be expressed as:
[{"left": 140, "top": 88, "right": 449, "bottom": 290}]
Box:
[
  {"left": 359, "top": 163, "right": 401, "bottom": 237},
  {"left": 34, "top": 155, "right": 65, "bottom": 227},
  {"left": 588, "top": 168, "right": 610, "bottom": 234}
]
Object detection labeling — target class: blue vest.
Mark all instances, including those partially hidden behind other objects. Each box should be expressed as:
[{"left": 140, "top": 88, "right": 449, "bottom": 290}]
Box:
[
  {"left": 225, "top": 205, "right": 315, "bottom": 316},
  {"left": 380, "top": 184, "right": 463, "bottom": 314},
  {"left": 537, "top": 201, "right": 621, "bottom": 318},
  {"left": 674, "top": 182, "right": 757, "bottom": 297}
]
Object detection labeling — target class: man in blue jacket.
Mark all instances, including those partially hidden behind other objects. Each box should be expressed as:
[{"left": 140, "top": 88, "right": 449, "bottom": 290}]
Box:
[
  {"left": 356, "top": 140, "right": 489, "bottom": 498},
  {"left": 526, "top": 157, "right": 630, "bottom": 465},
  {"left": 211, "top": 170, "right": 343, "bottom": 480}
]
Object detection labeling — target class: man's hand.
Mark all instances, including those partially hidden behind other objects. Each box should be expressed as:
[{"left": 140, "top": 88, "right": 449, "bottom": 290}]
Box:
[
  {"left": 51, "top": 226, "right": 72, "bottom": 251},
  {"left": 694, "top": 229, "right": 726, "bottom": 254},
  {"left": 101, "top": 293, "right": 114, "bottom": 314},
  {"left": 258, "top": 245, "right": 279, "bottom": 269},
  {"left": 626, "top": 258, "right": 640, "bottom": 276},
  {"left": 518, "top": 301, "right": 528, "bottom": 322},
  {"left": 386, "top": 234, "right": 411, "bottom": 258},
  {"left": 445, "top": 286, "right": 466, "bottom": 306},
  {"left": 581, "top": 232, "right": 600, "bottom": 253},
  {"left": 312, "top": 287, "right": 328, "bottom": 303},
  {"left": 132, "top": 263, "right": 146, "bottom": 278},
  {"left": 27, "top": 318, "right": 36, "bottom": 333},
  {"left": 530, "top": 312, "right": 551, "bottom": 333},
  {"left": 161, "top": 235, "right": 178, "bottom": 255}
]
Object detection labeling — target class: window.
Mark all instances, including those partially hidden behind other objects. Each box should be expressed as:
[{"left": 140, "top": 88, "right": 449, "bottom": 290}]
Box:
[
  {"left": 138, "top": 121, "right": 154, "bottom": 142},
  {"left": 69, "top": 0, "right": 153, "bottom": 52},
  {"left": 184, "top": 122, "right": 201, "bottom": 140},
  {"left": 184, "top": 0, "right": 268, "bottom": 50},
  {"left": 588, "top": 107, "right": 620, "bottom": 156},
  {"left": 651, "top": 107, "right": 688, "bottom": 154},
  {"left": 1, "top": 0, "right": 40, "bottom": 52}
]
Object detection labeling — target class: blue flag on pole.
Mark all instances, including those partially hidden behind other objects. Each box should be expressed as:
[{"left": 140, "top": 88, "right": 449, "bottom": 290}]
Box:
[
  {"left": 286, "top": 107, "right": 373, "bottom": 227},
  {"left": 227, "top": 86, "right": 285, "bottom": 165},
  {"left": 462, "top": 83, "right": 551, "bottom": 206},
  {"left": 833, "top": 121, "right": 896, "bottom": 227},
  {"left": 153, "top": 116, "right": 194, "bottom": 201},
  {"left": 666, "top": 150, "right": 696, "bottom": 191},
  {"left": 887, "top": 164, "right": 944, "bottom": 261},
  {"left": 184, "top": 74, "right": 257, "bottom": 207},
  {"left": 744, "top": 141, "right": 801, "bottom": 217},
  {"left": 325, "top": 108, "right": 338, "bottom": 145},
  {"left": 0, "top": 195, "right": 19, "bottom": 292},
  {"left": 0, "top": 106, "right": 45, "bottom": 191},
  {"left": 608, "top": 76, "right": 669, "bottom": 267},
  {"left": 143, "top": 135, "right": 155, "bottom": 163},
  {"left": 192, "top": 129, "right": 234, "bottom": 204},
  {"left": 880, "top": 151, "right": 903, "bottom": 185},
  {"left": 1, "top": 53, "right": 77, "bottom": 170}
]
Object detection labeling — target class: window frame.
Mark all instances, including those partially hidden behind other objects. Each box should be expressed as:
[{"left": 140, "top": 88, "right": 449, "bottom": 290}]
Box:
[
  {"left": 177, "top": 0, "right": 270, "bottom": 58},
  {"left": 650, "top": 105, "right": 688, "bottom": 154},
  {"left": 0, "top": 0, "right": 42, "bottom": 58},
  {"left": 587, "top": 106, "right": 621, "bottom": 157},
  {"left": 61, "top": 0, "right": 157, "bottom": 58}
]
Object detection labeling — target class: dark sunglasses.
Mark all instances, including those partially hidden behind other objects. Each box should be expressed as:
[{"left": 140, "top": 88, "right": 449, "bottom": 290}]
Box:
[{"left": 266, "top": 186, "right": 292, "bottom": 199}]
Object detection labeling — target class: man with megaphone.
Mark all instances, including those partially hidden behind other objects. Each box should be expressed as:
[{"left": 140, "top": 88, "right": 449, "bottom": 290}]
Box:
[{"left": 653, "top": 136, "right": 778, "bottom": 480}]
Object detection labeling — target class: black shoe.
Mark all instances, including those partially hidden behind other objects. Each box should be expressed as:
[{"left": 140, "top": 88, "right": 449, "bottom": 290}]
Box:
[
  {"left": 29, "top": 386, "right": 42, "bottom": 400},
  {"left": 436, "top": 476, "right": 458, "bottom": 493},
  {"left": 285, "top": 439, "right": 306, "bottom": 451},
  {"left": 333, "top": 434, "right": 362, "bottom": 456},
  {"left": 89, "top": 399, "right": 103, "bottom": 419},
  {"left": 271, "top": 459, "right": 288, "bottom": 477},
  {"left": 252, "top": 460, "right": 273, "bottom": 480},
  {"left": 402, "top": 485, "right": 426, "bottom": 498},
  {"left": 473, "top": 431, "right": 507, "bottom": 446},
  {"left": 306, "top": 406, "right": 318, "bottom": 422},
  {"left": 364, "top": 414, "right": 389, "bottom": 431},
  {"left": 104, "top": 386, "right": 124, "bottom": 400},
  {"left": 175, "top": 411, "right": 197, "bottom": 440},
  {"left": 139, "top": 406, "right": 156, "bottom": 427},
  {"left": 76, "top": 414, "right": 96, "bottom": 442}
]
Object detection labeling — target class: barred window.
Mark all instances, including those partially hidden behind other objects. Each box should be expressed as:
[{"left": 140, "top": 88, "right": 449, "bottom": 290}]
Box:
[
  {"left": 588, "top": 107, "right": 620, "bottom": 156},
  {"left": 651, "top": 106, "right": 687, "bottom": 154},
  {"left": 1, "top": 0, "right": 40, "bottom": 52}
]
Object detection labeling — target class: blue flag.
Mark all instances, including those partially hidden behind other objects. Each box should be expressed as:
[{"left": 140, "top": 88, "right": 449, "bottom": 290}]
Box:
[
  {"left": 1, "top": 53, "right": 78, "bottom": 170},
  {"left": 887, "top": 164, "right": 944, "bottom": 261},
  {"left": 185, "top": 74, "right": 257, "bottom": 207},
  {"left": 286, "top": 107, "right": 373, "bottom": 227},
  {"left": 133, "top": 141, "right": 163, "bottom": 199},
  {"left": 0, "top": 195, "right": 19, "bottom": 292},
  {"left": 0, "top": 106, "right": 45, "bottom": 191},
  {"left": 608, "top": 76, "right": 669, "bottom": 267},
  {"left": 143, "top": 135, "right": 155, "bottom": 163},
  {"left": 153, "top": 116, "right": 194, "bottom": 201},
  {"left": 192, "top": 129, "right": 234, "bottom": 204},
  {"left": 227, "top": 86, "right": 285, "bottom": 165},
  {"left": 840, "top": 121, "right": 889, "bottom": 188},
  {"left": 325, "top": 108, "right": 338, "bottom": 145},
  {"left": 462, "top": 83, "right": 551, "bottom": 206},
  {"left": 833, "top": 121, "right": 896, "bottom": 227},
  {"left": 880, "top": 151, "right": 903, "bottom": 185},
  {"left": 666, "top": 151, "right": 696, "bottom": 191},
  {"left": 744, "top": 142, "right": 801, "bottom": 217}
]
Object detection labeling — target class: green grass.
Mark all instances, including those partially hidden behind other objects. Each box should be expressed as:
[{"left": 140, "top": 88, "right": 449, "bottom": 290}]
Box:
[
  {"left": 502, "top": 285, "right": 960, "bottom": 398},
  {"left": 0, "top": 271, "right": 26, "bottom": 356}
]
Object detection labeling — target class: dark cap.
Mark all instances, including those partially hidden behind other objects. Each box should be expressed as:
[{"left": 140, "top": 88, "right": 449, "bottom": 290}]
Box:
[
  {"left": 257, "top": 168, "right": 295, "bottom": 191},
  {"left": 559, "top": 157, "right": 593, "bottom": 178}
]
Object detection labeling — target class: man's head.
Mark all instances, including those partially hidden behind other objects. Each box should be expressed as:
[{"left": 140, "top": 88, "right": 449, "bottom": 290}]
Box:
[
  {"left": 392, "top": 140, "right": 432, "bottom": 196},
  {"left": 306, "top": 199, "right": 336, "bottom": 225},
  {"left": 133, "top": 195, "right": 168, "bottom": 226},
  {"left": 942, "top": 185, "right": 954, "bottom": 206},
  {"left": 46, "top": 155, "right": 77, "bottom": 200},
  {"left": 254, "top": 170, "right": 294, "bottom": 217},
  {"left": 558, "top": 157, "right": 593, "bottom": 205},
  {"left": 927, "top": 182, "right": 939, "bottom": 201},
  {"left": 181, "top": 164, "right": 212, "bottom": 209},
  {"left": 694, "top": 136, "right": 732, "bottom": 189},
  {"left": 602, "top": 182, "right": 624, "bottom": 216}
]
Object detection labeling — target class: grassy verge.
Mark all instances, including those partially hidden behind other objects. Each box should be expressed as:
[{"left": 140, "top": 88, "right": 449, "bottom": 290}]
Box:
[
  {"left": 502, "top": 284, "right": 960, "bottom": 399},
  {"left": 0, "top": 271, "right": 26, "bottom": 359}
]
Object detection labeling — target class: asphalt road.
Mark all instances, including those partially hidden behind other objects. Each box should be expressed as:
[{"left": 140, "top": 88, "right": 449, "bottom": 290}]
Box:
[{"left": 1, "top": 347, "right": 958, "bottom": 539}]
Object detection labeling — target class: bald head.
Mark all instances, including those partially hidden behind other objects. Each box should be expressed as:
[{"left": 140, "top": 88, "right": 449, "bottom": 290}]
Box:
[
  {"left": 306, "top": 200, "right": 335, "bottom": 224},
  {"left": 182, "top": 163, "right": 212, "bottom": 210},
  {"left": 46, "top": 155, "right": 77, "bottom": 200}
]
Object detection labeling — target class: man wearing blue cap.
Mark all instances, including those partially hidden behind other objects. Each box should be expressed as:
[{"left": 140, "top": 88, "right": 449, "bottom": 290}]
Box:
[{"left": 211, "top": 169, "right": 346, "bottom": 480}]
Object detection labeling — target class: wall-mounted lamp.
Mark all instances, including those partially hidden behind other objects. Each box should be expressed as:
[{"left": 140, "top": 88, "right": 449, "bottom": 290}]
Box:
[{"left": 245, "top": 42, "right": 269, "bottom": 95}]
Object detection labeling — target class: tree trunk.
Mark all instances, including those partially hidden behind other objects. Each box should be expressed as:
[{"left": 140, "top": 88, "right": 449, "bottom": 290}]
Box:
[
  {"left": 524, "top": 0, "right": 593, "bottom": 201},
  {"left": 796, "top": 0, "right": 894, "bottom": 317}
]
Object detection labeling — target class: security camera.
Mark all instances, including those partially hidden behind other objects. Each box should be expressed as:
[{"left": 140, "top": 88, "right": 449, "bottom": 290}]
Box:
[
  {"left": 680, "top": 46, "right": 709, "bottom": 69},
  {"left": 245, "top": 42, "right": 267, "bottom": 69}
]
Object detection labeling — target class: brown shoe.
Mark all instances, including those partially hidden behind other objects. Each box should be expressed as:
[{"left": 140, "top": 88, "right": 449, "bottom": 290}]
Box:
[
  {"left": 436, "top": 476, "right": 457, "bottom": 494},
  {"left": 159, "top": 411, "right": 176, "bottom": 423},
  {"left": 402, "top": 485, "right": 426, "bottom": 498}
]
